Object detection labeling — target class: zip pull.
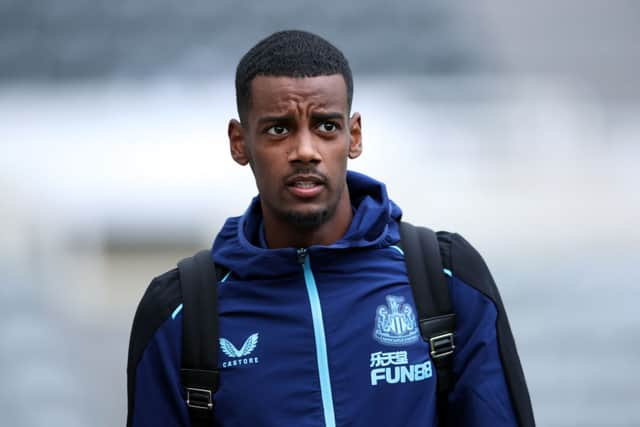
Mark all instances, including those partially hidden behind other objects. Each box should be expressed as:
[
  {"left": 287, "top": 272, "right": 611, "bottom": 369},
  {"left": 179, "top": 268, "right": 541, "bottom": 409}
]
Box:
[{"left": 296, "top": 248, "right": 307, "bottom": 264}]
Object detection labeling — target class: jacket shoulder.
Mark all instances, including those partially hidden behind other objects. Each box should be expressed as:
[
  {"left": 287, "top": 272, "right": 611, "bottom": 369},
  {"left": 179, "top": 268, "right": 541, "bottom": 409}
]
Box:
[
  {"left": 126, "top": 268, "right": 182, "bottom": 425},
  {"left": 128, "top": 268, "right": 182, "bottom": 368},
  {"left": 436, "top": 231, "right": 498, "bottom": 299},
  {"left": 436, "top": 231, "right": 536, "bottom": 427}
]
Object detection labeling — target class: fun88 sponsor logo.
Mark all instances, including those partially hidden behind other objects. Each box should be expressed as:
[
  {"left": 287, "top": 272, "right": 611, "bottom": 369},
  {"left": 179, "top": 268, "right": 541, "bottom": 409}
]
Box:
[{"left": 369, "top": 351, "right": 432, "bottom": 386}]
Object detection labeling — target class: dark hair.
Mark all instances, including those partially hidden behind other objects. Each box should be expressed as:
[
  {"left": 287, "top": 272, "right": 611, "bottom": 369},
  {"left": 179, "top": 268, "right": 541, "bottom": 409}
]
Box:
[{"left": 235, "top": 30, "right": 353, "bottom": 124}]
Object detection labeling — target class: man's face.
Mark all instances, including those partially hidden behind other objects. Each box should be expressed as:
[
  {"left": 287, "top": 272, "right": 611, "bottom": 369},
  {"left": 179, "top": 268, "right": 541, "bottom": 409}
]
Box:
[{"left": 229, "top": 74, "right": 362, "bottom": 229}]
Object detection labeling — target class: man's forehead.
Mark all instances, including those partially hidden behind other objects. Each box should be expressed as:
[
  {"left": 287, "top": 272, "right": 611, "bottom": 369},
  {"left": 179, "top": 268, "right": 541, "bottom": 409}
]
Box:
[{"left": 248, "top": 74, "right": 348, "bottom": 114}]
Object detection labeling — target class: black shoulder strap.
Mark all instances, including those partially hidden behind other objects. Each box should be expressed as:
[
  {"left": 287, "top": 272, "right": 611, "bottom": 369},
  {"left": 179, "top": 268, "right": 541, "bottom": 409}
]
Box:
[
  {"left": 399, "top": 221, "right": 456, "bottom": 426},
  {"left": 178, "top": 249, "right": 224, "bottom": 426}
]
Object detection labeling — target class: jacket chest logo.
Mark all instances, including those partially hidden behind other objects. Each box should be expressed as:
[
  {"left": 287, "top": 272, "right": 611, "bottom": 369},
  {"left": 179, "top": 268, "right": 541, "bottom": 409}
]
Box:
[
  {"left": 369, "top": 350, "right": 432, "bottom": 386},
  {"left": 220, "top": 333, "right": 260, "bottom": 368},
  {"left": 373, "top": 295, "right": 419, "bottom": 346}
]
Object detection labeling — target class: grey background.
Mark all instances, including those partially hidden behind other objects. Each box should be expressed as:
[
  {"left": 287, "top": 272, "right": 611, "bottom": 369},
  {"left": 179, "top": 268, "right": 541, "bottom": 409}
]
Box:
[{"left": 1, "top": 1, "right": 639, "bottom": 426}]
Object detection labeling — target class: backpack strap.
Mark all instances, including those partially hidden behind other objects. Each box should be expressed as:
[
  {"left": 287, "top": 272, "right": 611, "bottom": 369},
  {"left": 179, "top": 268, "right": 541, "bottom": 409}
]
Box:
[
  {"left": 178, "top": 249, "right": 225, "bottom": 426},
  {"left": 399, "top": 221, "right": 456, "bottom": 426}
]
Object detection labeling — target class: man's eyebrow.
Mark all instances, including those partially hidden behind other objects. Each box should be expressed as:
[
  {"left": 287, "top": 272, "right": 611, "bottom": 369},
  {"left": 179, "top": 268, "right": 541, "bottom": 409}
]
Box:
[
  {"left": 256, "top": 114, "right": 294, "bottom": 126},
  {"left": 311, "top": 112, "right": 345, "bottom": 121}
]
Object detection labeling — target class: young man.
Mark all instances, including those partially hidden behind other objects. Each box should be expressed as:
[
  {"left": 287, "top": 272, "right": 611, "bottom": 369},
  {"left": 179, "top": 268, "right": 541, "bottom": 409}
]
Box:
[{"left": 127, "top": 30, "right": 535, "bottom": 426}]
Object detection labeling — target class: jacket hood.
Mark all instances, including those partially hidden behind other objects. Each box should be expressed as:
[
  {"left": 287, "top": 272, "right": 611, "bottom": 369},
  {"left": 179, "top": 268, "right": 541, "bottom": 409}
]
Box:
[{"left": 211, "top": 170, "right": 402, "bottom": 279}]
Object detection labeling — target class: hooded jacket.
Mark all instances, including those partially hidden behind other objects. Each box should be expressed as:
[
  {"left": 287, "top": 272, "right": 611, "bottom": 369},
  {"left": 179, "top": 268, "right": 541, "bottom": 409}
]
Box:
[{"left": 127, "top": 171, "right": 534, "bottom": 427}]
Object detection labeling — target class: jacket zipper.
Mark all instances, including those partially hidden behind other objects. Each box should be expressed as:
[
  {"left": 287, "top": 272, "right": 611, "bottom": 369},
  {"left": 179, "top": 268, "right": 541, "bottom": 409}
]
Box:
[{"left": 297, "top": 248, "right": 336, "bottom": 427}]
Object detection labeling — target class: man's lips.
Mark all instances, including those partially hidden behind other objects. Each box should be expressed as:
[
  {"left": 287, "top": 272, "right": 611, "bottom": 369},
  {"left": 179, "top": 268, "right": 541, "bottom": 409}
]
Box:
[
  {"left": 285, "top": 174, "right": 325, "bottom": 186},
  {"left": 285, "top": 174, "right": 326, "bottom": 198}
]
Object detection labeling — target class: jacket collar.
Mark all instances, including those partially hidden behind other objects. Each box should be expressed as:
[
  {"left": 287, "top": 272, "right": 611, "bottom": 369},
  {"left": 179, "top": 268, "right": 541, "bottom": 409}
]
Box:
[{"left": 212, "top": 171, "right": 402, "bottom": 278}]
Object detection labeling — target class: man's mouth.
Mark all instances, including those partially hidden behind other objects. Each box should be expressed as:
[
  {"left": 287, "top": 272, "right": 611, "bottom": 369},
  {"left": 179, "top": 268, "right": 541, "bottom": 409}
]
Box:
[
  {"left": 286, "top": 175, "right": 325, "bottom": 198},
  {"left": 292, "top": 181, "right": 320, "bottom": 188},
  {"left": 285, "top": 173, "right": 325, "bottom": 186}
]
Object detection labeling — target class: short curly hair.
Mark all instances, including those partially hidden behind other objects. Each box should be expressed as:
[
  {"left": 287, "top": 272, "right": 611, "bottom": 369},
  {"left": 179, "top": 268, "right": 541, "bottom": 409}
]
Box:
[{"left": 235, "top": 30, "right": 353, "bottom": 124}]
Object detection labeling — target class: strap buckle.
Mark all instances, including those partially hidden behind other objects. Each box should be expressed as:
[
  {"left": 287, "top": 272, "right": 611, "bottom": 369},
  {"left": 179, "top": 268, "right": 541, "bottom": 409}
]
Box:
[
  {"left": 186, "top": 387, "right": 213, "bottom": 411},
  {"left": 429, "top": 332, "right": 455, "bottom": 359}
]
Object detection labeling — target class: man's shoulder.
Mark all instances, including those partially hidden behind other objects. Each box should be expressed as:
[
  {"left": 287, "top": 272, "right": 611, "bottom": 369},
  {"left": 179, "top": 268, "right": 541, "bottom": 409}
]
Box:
[
  {"left": 436, "top": 231, "right": 535, "bottom": 426},
  {"left": 136, "top": 268, "right": 182, "bottom": 323},
  {"left": 128, "top": 268, "right": 182, "bottom": 368},
  {"left": 436, "top": 231, "right": 498, "bottom": 298},
  {"left": 126, "top": 267, "right": 184, "bottom": 426}
]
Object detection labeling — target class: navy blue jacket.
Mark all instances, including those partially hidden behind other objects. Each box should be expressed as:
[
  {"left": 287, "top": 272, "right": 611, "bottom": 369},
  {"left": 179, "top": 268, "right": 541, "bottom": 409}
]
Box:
[{"left": 127, "top": 171, "right": 534, "bottom": 426}]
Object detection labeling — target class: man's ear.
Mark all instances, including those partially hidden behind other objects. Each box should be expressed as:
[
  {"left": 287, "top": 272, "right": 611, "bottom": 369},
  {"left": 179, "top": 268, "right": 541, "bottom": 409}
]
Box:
[
  {"left": 228, "top": 119, "right": 250, "bottom": 166},
  {"left": 348, "top": 112, "right": 362, "bottom": 159}
]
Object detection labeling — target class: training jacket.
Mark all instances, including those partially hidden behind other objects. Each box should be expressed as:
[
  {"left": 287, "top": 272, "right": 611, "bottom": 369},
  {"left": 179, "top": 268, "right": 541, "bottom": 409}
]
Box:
[{"left": 127, "top": 171, "right": 535, "bottom": 427}]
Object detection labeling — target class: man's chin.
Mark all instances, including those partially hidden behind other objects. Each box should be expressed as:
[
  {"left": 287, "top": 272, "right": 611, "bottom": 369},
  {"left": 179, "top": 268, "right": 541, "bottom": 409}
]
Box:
[{"left": 284, "top": 209, "right": 330, "bottom": 229}]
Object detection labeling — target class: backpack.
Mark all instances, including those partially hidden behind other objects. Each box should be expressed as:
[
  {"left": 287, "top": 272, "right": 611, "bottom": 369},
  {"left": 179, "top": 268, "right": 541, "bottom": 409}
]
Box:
[{"left": 177, "top": 222, "right": 456, "bottom": 427}]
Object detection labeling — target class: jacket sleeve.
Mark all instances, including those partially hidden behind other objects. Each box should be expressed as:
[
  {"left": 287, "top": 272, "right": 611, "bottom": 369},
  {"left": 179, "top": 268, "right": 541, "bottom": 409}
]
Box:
[
  {"left": 438, "top": 232, "right": 535, "bottom": 427},
  {"left": 126, "top": 269, "right": 190, "bottom": 427}
]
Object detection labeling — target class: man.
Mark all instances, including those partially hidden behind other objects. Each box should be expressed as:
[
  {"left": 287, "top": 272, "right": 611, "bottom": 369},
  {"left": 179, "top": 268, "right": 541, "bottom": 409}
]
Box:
[{"left": 127, "top": 30, "right": 535, "bottom": 426}]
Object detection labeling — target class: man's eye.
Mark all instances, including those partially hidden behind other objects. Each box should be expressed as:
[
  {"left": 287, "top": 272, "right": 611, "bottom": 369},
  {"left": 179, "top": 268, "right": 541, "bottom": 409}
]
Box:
[
  {"left": 266, "top": 125, "right": 289, "bottom": 136},
  {"left": 318, "top": 122, "right": 338, "bottom": 132}
]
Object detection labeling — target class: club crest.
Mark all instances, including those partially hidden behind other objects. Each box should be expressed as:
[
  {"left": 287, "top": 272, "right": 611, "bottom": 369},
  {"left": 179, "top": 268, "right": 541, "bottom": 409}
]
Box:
[{"left": 373, "top": 295, "right": 419, "bottom": 346}]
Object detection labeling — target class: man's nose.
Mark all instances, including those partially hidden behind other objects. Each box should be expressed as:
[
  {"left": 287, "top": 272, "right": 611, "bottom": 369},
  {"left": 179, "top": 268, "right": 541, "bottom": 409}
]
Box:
[{"left": 289, "top": 129, "right": 321, "bottom": 163}]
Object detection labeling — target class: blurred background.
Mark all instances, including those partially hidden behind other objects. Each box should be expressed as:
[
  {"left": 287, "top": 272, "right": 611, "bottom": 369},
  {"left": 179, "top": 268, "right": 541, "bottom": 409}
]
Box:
[{"left": 1, "top": 1, "right": 639, "bottom": 426}]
